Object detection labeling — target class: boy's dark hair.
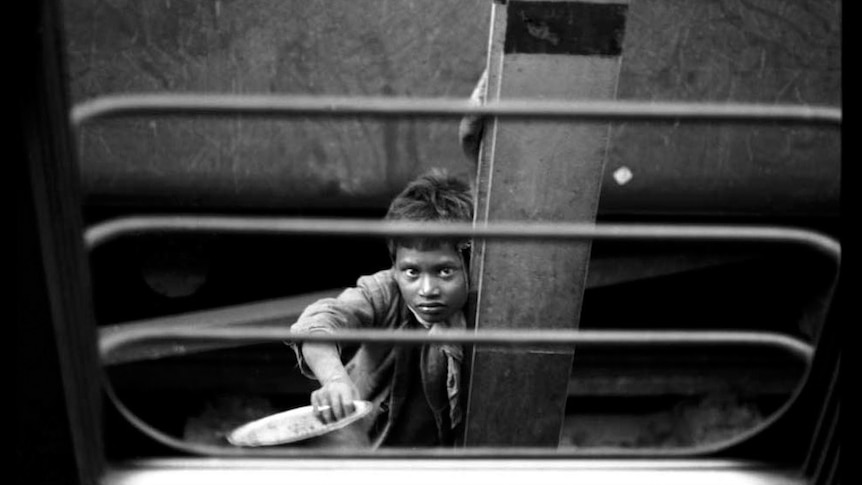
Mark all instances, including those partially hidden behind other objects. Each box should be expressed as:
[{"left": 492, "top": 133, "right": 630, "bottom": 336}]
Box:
[{"left": 384, "top": 169, "right": 474, "bottom": 259}]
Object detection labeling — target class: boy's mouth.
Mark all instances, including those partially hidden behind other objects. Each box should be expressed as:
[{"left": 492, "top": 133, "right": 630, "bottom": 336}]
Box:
[{"left": 416, "top": 303, "right": 446, "bottom": 314}]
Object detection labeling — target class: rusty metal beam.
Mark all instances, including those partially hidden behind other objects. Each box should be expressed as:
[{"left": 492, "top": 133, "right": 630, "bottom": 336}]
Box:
[{"left": 464, "top": 0, "right": 623, "bottom": 447}]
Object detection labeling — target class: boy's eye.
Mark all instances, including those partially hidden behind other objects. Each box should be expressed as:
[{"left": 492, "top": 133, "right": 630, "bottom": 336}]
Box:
[
  {"left": 403, "top": 268, "right": 419, "bottom": 278},
  {"left": 439, "top": 267, "right": 456, "bottom": 277}
]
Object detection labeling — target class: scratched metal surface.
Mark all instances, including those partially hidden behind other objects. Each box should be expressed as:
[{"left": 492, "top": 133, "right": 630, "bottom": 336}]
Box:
[
  {"left": 62, "top": 0, "right": 489, "bottom": 210},
  {"left": 62, "top": 0, "right": 840, "bottom": 216},
  {"left": 606, "top": 0, "right": 841, "bottom": 217}
]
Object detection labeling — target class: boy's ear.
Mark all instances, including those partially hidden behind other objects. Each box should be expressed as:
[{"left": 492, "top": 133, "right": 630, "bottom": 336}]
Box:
[{"left": 458, "top": 242, "right": 472, "bottom": 271}]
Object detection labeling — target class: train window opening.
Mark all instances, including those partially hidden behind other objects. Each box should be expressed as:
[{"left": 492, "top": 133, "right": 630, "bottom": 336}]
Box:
[{"left": 24, "top": 0, "right": 841, "bottom": 482}]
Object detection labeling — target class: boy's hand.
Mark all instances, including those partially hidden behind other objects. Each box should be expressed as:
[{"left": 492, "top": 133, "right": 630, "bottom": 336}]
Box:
[{"left": 311, "top": 375, "right": 359, "bottom": 424}]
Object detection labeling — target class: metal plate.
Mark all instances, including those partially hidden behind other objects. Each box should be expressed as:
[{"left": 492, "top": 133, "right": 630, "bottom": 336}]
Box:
[{"left": 227, "top": 401, "right": 373, "bottom": 447}]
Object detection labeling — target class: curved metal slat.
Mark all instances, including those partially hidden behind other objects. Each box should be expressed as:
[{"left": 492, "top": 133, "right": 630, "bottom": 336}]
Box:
[
  {"left": 70, "top": 94, "right": 842, "bottom": 127},
  {"left": 84, "top": 216, "right": 842, "bottom": 262},
  {"left": 100, "top": 326, "right": 815, "bottom": 365}
]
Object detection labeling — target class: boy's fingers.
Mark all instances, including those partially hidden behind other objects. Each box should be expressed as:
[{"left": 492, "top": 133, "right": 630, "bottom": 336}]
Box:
[
  {"left": 311, "top": 393, "right": 336, "bottom": 423},
  {"left": 310, "top": 392, "right": 322, "bottom": 416},
  {"left": 344, "top": 400, "right": 356, "bottom": 416},
  {"left": 333, "top": 393, "right": 359, "bottom": 421},
  {"left": 311, "top": 382, "right": 358, "bottom": 423},
  {"left": 318, "top": 404, "right": 336, "bottom": 424},
  {"left": 313, "top": 404, "right": 330, "bottom": 418},
  {"left": 332, "top": 394, "right": 349, "bottom": 421}
]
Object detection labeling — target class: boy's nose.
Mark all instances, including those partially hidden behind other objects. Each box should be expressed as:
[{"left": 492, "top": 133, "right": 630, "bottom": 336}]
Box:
[{"left": 418, "top": 276, "right": 440, "bottom": 296}]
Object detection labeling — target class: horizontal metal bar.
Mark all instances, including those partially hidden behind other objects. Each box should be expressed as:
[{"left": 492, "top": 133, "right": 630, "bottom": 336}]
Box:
[
  {"left": 84, "top": 216, "right": 842, "bottom": 262},
  {"left": 70, "top": 93, "right": 842, "bottom": 127},
  {"left": 100, "top": 326, "right": 814, "bottom": 363}
]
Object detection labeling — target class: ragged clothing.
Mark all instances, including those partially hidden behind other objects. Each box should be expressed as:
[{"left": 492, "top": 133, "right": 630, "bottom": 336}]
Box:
[
  {"left": 458, "top": 68, "right": 489, "bottom": 163},
  {"left": 287, "top": 269, "right": 465, "bottom": 447}
]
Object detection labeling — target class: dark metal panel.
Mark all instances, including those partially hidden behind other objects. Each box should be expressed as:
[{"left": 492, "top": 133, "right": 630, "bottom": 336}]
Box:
[
  {"left": 504, "top": 1, "right": 627, "bottom": 56},
  {"left": 17, "top": 0, "right": 104, "bottom": 482}
]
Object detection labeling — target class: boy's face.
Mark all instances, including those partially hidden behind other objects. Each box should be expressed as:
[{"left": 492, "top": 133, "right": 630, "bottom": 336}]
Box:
[{"left": 393, "top": 245, "right": 468, "bottom": 324}]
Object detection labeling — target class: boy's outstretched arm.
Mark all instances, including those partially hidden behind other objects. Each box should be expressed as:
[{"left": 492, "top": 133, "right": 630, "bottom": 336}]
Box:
[
  {"left": 289, "top": 272, "right": 392, "bottom": 423},
  {"left": 301, "top": 342, "right": 360, "bottom": 424}
]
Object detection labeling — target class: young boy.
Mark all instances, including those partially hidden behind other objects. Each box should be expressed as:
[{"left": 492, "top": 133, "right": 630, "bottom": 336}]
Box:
[{"left": 289, "top": 169, "right": 474, "bottom": 448}]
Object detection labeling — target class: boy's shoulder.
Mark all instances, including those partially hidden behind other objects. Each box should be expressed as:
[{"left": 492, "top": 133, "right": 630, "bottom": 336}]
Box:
[
  {"left": 355, "top": 268, "right": 406, "bottom": 320},
  {"left": 357, "top": 267, "right": 396, "bottom": 285},
  {"left": 355, "top": 268, "right": 401, "bottom": 299}
]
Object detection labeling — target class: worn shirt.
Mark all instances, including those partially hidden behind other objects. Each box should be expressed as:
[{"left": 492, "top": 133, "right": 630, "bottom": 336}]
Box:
[
  {"left": 288, "top": 269, "right": 464, "bottom": 448},
  {"left": 458, "top": 68, "right": 488, "bottom": 162}
]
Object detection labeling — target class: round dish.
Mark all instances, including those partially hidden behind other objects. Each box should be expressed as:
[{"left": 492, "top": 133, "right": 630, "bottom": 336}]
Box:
[{"left": 227, "top": 400, "right": 373, "bottom": 447}]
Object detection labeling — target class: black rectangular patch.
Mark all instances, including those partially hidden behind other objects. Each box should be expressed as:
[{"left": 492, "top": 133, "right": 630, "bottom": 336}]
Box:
[{"left": 504, "top": 1, "right": 628, "bottom": 56}]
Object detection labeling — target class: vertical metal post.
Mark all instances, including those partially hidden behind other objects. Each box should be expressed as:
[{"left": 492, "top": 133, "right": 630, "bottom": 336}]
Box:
[{"left": 464, "top": 0, "right": 629, "bottom": 446}]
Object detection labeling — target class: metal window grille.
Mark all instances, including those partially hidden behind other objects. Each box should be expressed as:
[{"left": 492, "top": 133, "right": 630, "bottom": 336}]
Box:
[{"left": 75, "top": 93, "right": 841, "bottom": 459}]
